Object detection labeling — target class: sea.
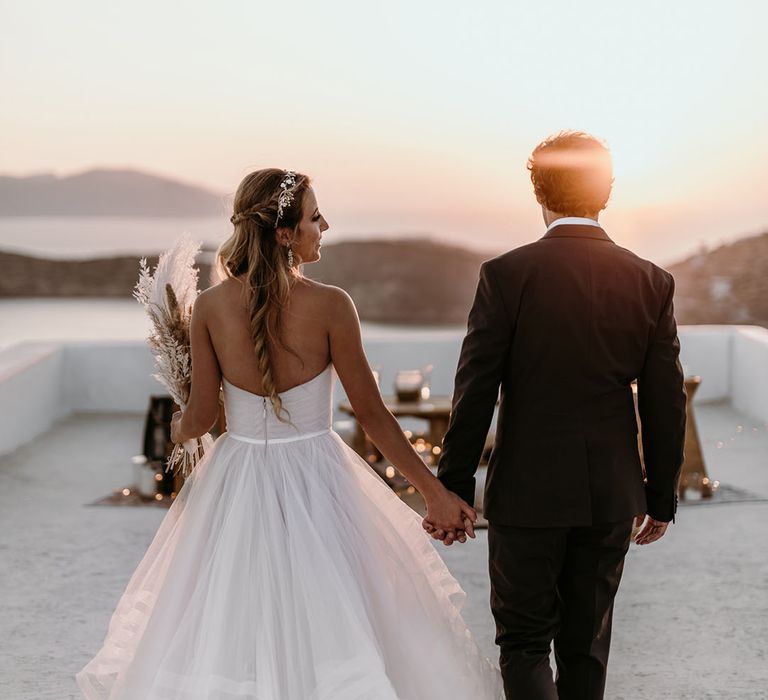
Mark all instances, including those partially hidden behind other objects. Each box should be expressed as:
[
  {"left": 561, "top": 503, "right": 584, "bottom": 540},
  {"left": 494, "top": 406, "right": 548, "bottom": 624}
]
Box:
[
  {"left": 0, "top": 216, "right": 268, "bottom": 259},
  {"left": 0, "top": 216, "right": 503, "bottom": 260},
  {"left": 0, "top": 297, "right": 467, "bottom": 350}
]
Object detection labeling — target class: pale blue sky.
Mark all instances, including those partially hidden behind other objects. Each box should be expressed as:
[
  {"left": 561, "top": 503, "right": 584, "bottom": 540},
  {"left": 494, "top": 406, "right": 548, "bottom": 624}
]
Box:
[{"left": 1, "top": 1, "right": 766, "bottom": 263}]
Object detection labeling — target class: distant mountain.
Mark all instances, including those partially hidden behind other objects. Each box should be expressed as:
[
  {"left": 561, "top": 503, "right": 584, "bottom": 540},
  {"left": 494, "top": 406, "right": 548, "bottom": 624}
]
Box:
[
  {"left": 0, "top": 249, "right": 187, "bottom": 297},
  {"left": 0, "top": 238, "right": 487, "bottom": 325},
  {"left": 0, "top": 169, "right": 224, "bottom": 216},
  {"left": 668, "top": 231, "right": 768, "bottom": 328},
  {"left": 305, "top": 239, "right": 488, "bottom": 324},
  {"left": 1, "top": 233, "right": 766, "bottom": 328}
]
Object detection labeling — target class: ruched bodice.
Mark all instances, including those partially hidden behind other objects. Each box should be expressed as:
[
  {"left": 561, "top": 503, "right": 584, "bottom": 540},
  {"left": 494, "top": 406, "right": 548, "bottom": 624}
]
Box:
[{"left": 221, "top": 362, "right": 335, "bottom": 442}]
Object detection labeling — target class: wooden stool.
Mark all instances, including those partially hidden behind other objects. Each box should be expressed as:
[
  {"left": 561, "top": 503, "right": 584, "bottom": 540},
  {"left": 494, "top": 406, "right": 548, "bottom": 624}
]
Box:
[
  {"left": 677, "top": 376, "right": 713, "bottom": 499},
  {"left": 634, "top": 376, "right": 711, "bottom": 502}
]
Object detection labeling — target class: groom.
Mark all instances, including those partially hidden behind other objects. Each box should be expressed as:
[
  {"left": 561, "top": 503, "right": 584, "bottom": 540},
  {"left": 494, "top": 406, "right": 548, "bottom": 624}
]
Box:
[{"left": 425, "top": 131, "right": 686, "bottom": 699}]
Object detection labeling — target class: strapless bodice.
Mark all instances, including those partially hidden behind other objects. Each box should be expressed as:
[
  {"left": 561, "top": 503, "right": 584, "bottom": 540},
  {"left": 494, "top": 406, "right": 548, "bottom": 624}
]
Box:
[
  {"left": 77, "top": 359, "right": 503, "bottom": 700},
  {"left": 221, "top": 362, "right": 335, "bottom": 443}
]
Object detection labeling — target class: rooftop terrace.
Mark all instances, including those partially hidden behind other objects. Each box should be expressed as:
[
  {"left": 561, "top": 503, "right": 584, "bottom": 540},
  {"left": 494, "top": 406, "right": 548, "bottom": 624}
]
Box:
[{"left": 0, "top": 325, "right": 766, "bottom": 698}]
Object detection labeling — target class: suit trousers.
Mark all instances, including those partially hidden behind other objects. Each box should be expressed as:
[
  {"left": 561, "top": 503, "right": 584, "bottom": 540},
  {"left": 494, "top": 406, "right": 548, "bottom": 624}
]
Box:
[{"left": 487, "top": 518, "right": 634, "bottom": 700}]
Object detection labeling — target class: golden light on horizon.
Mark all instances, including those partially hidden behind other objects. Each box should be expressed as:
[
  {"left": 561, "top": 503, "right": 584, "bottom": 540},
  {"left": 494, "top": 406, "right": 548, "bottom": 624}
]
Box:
[{"left": 0, "top": 1, "right": 764, "bottom": 264}]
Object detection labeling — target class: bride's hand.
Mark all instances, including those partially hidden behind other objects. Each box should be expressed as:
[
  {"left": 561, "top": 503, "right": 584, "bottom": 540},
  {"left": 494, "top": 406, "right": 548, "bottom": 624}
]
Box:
[
  {"left": 170, "top": 411, "right": 183, "bottom": 444},
  {"left": 423, "top": 487, "right": 477, "bottom": 545}
]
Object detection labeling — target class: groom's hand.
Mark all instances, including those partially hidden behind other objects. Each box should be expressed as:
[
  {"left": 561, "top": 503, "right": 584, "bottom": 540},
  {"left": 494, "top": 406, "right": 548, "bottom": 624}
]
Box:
[
  {"left": 633, "top": 514, "right": 669, "bottom": 545},
  {"left": 423, "top": 519, "right": 465, "bottom": 544},
  {"left": 422, "top": 516, "right": 474, "bottom": 545},
  {"left": 422, "top": 488, "right": 477, "bottom": 546}
]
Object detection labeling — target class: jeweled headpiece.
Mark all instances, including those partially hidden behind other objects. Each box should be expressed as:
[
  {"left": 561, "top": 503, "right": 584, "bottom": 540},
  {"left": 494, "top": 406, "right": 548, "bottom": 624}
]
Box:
[{"left": 276, "top": 170, "right": 298, "bottom": 224}]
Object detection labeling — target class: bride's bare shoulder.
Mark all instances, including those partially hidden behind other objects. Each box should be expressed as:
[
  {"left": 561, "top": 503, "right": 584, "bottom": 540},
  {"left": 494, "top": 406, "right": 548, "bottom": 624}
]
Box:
[
  {"left": 191, "top": 277, "right": 244, "bottom": 319},
  {"left": 201, "top": 275, "right": 356, "bottom": 326},
  {"left": 306, "top": 279, "right": 355, "bottom": 312},
  {"left": 288, "top": 279, "right": 357, "bottom": 328}
]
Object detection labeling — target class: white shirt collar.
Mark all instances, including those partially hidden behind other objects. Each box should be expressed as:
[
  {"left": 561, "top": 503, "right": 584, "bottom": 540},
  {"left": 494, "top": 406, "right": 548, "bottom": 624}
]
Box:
[{"left": 546, "top": 216, "right": 602, "bottom": 232}]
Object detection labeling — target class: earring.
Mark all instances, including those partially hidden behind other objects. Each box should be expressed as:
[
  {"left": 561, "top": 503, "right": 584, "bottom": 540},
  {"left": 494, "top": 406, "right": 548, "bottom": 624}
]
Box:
[{"left": 287, "top": 246, "right": 294, "bottom": 266}]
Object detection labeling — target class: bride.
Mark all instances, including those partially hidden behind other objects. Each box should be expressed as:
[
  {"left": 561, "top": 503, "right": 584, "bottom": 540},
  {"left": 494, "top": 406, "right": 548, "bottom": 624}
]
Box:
[{"left": 76, "top": 168, "right": 503, "bottom": 699}]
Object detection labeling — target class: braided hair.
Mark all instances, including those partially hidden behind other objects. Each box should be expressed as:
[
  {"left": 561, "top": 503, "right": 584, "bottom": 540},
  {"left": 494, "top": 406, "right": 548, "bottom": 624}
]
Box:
[{"left": 216, "top": 168, "right": 311, "bottom": 423}]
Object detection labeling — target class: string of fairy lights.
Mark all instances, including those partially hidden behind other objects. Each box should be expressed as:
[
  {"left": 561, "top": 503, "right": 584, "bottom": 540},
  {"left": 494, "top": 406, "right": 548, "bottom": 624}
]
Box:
[{"left": 110, "top": 414, "right": 767, "bottom": 506}]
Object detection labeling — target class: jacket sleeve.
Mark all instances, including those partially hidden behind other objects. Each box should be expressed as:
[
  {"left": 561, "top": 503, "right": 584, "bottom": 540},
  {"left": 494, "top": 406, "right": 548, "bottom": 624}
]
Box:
[
  {"left": 636, "top": 272, "right": 687, "bottom": 523},
  {"left": 436, "top": 260, "right": 513, "bottom": 506}
]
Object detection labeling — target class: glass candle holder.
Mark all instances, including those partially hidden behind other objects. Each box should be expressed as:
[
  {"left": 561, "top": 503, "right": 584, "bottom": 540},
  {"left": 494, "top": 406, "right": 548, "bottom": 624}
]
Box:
[{"left": 394, "top": 369, "right": 423, "bottom": 403}]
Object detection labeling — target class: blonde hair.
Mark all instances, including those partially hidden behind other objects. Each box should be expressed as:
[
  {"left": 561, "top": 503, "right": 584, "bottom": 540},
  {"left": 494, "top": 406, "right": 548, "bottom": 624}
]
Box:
[{"left": 215, "top": 168, "right": 311, "bottom": 422}]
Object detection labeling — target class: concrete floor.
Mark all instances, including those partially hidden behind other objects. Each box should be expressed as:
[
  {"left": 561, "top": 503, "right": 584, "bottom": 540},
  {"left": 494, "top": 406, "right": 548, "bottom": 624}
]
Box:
[{"left": 0, "top": 403, "right": 766, "bottom": 699}]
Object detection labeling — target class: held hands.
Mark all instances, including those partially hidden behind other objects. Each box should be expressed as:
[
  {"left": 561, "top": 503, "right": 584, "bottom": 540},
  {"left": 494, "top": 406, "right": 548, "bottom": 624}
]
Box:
[
  {"left": 633, "top": 513, "right": 670, "bottom": 545},
  {"left": 421, "top": 487, "right": 477, "bottom": 546}
]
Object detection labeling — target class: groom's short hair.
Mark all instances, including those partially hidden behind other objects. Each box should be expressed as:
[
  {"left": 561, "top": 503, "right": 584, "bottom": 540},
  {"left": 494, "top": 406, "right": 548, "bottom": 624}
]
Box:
[{"left": 527, "top": 131, "right": 614, "bottom": 216}]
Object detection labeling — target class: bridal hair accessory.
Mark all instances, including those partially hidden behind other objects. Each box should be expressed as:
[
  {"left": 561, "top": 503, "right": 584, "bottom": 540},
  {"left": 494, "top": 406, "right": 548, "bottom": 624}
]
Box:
[
  {"left": 229, "top": 170, "right": 299, "bottom": 227},
  {"left": 276, "top": 170, "right": 298, "bottom": 223},
  {"left": 133, "top": 233, "right": 214, "bottom": 478}
]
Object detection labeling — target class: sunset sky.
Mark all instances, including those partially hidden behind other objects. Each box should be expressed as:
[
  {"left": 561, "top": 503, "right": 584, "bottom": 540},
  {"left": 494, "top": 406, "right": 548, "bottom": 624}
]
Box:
[{"left": 1, "top": 1, "right": 767, "bottom": 264}]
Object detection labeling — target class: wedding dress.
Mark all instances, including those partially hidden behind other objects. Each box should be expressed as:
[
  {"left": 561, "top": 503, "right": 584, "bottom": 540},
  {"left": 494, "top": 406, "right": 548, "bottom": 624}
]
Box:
[{"left": 76, "top": 362, "right": 502, "bottom": 699}]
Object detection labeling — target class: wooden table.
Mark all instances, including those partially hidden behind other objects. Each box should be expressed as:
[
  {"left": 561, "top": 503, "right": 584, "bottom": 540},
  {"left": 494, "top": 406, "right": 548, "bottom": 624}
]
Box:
[
  {"left": 338, "top": 395, "right": 454, "bottom": 458},
  {"left": 342, "top": 378, "right": 709, "bottom": 502}
]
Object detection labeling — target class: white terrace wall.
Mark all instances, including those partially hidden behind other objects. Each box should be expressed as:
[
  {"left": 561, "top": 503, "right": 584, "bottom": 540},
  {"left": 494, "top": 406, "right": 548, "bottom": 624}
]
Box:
[
  {"left": 0, "top": 325, "right": 765, "bottom": 457},
  {"left": 731, "top": 326, "right": 768, "bottom": 423},
  {"left": 61, "top": 341, "right": 159, "bottom": 413},
  {"left": 0, "top": 342, "right": 66, "bottom": 453}
]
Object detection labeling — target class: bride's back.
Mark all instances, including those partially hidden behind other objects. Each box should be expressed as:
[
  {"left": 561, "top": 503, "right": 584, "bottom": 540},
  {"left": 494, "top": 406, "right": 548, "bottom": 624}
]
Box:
[{"left": 205, "top": 275, "right": 334, "bottom": 395}]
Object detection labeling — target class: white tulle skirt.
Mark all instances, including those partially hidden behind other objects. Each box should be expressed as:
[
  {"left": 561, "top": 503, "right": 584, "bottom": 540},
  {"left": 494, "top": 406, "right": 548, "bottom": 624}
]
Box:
[{"left": 76, "top": 430, "right": 502, "bottom": 699}]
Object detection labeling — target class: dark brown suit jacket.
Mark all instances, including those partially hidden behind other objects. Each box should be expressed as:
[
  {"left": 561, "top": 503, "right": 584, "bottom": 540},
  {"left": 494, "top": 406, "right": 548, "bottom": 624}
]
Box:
[{"left": 437, "top": 223, "right": 686, "bottom": 526}]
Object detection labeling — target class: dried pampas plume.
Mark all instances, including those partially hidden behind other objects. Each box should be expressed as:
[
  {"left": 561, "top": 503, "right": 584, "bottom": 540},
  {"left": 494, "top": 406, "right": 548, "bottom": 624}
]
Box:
[{"left": 133, "top": 234, "right": 213, "bottom": 477}]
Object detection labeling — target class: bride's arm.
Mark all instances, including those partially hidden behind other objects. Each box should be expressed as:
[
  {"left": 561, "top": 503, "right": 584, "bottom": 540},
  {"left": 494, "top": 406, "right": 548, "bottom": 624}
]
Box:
[
  {"left": 172, "top": 291, "right": 222, "bottom": 443},
  {"left": 327, "top": 287, "right": 476, "bottom": 538}
]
